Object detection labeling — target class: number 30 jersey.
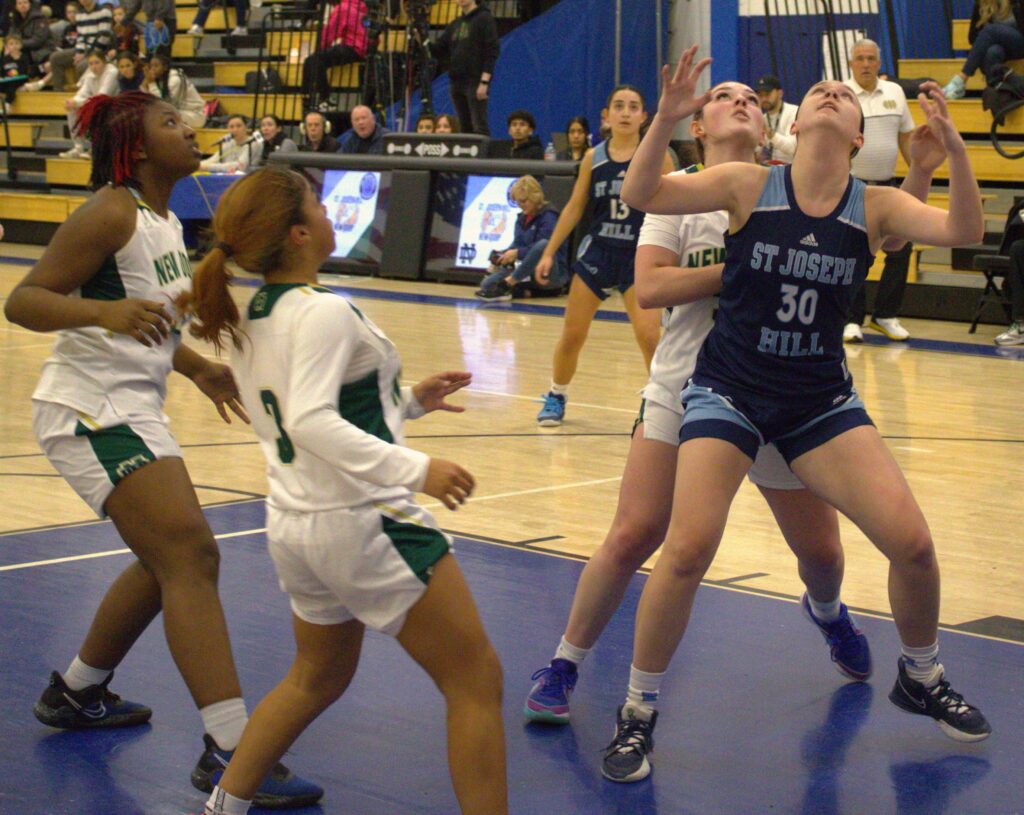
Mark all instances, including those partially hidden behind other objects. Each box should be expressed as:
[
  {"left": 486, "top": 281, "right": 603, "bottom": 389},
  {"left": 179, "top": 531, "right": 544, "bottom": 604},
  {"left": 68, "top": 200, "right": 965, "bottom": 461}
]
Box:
[
  {"left": 587, "top": 140, "right": 645, "bottom": 248},
  {"left": 693, "top": 163, "right": 873, "bottom": 403},
  {"left": 232, "top": 284, "right": 430, "bottom": 513}
]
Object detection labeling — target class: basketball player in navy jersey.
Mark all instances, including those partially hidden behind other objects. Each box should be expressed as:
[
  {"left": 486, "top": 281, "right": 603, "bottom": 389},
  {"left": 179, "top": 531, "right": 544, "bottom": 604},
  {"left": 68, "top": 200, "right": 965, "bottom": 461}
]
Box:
[
  {"left": 600, "top": 47, "right": 990, "bottom": 781},
  {"left": 533, "top": 86, "right": 675, "bottom": 426}
]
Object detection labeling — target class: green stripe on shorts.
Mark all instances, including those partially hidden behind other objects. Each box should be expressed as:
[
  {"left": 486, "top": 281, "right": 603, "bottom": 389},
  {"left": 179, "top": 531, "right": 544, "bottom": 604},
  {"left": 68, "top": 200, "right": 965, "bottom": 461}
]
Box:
[
  {"left": 74, "top": 421, "right": 156, "bottom": 485},
  {"left": 631, "top": 398, "right": 646, "bottom": 438},
  {"left": 380, "top": 515, "right": 449, "bottom": 584}
]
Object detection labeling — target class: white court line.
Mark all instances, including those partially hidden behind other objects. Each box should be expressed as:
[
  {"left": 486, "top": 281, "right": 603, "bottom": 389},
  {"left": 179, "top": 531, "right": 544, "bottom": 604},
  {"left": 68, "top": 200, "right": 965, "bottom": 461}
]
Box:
[
  {"left": 893, "top": 446, "right": 934, "bottom": 454},
  {"left": 420, "top": 475, "right": 623, "bottom": 510},
  {"left": 402, "top": 381, "right": 637, "bottom": 415}
]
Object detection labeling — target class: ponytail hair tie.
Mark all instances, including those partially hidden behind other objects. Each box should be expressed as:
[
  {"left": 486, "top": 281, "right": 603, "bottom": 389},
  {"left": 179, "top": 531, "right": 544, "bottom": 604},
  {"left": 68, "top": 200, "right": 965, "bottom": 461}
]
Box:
[{"left": 215, "top": 241, "right": 233, "bottom": 257}]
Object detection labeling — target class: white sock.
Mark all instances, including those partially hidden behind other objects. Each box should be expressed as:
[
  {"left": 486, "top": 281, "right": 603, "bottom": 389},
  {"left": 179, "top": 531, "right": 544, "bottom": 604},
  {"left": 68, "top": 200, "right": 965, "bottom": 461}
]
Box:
[
  {"left": 205, "top": 787, "right": 251, "bottom": 815},
  {"left": 807, "top": 593, "right": 842, "bottom": 623},
  {"left": 624, "top": 665, "right": 665, "bottom": 719},
  {"left": 550, "top": 381, "right": 569, "bottom": 397},
  {"left": 901, "top": 641, "right": 941, "bottom": 686},
  {"left": 554, "top": 636, "right": 591, "bottom": 667},
  {"left": 63, "top": 656, "right": 111, "bottom": 691},
  {"left": 200, "top": 698, "right": 249, "bottom": 752}
]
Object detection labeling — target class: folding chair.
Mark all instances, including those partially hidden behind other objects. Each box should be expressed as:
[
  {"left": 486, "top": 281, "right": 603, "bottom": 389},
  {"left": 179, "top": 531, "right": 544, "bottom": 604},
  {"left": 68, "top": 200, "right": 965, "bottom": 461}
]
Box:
[{"left": 970, "top": 198, "right": 1024, "bottom": 333}]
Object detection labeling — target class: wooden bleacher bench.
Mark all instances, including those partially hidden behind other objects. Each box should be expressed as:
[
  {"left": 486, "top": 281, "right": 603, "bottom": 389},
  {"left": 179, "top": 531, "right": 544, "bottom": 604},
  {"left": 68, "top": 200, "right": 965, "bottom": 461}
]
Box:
[
  {"left": 953, "top": 19, "right": 969, "bottom": 51},
  {"left": 909, "top": 98, "right": 1024, "bottom": 135},
  {"left": 0, "top": 191, "right": 86, "bottom": 220},
  {"left": 213, "top": 61, "right": 359, "bottom": 89},
  {"left": 899, "top": 58, "right": 1024, "bottom": 91}
]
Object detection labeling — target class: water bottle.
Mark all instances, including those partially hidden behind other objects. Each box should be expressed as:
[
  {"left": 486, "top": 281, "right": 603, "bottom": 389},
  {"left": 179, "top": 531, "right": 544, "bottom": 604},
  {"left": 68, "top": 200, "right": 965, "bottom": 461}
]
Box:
[{"left": 544, "top": 141, "right": 556, "bottom": 161}]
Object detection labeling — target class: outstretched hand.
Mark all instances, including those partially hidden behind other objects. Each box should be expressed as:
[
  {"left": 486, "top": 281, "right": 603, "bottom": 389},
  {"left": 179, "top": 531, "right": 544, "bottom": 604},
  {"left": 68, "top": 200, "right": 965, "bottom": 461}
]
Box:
[
  {"left": 907, "top": 82, "right": 949, "bottom": 173},
  {"left": 412, "top": 371, "right": 472, "bottom": 414},
  {"left": 657, "top": 45, "right": 713, "bottom": 123},
  {"left": 918, "top": 82, "right": 964, "bottom": 155},
  {"left": 193, "top": 362, "right": 250, "bottom": 424}
]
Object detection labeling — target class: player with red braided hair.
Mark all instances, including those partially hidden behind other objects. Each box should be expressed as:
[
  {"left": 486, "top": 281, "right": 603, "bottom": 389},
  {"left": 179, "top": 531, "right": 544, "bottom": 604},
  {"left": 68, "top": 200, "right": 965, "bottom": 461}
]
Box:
[{"left": 5, "top": 95, "right": 324, "bottom": 810}]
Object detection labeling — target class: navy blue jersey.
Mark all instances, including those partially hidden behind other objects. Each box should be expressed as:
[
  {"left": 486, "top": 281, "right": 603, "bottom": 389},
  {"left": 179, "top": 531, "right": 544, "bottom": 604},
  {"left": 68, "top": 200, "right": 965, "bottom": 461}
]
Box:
[
  {"left": 587, "top": 141, "right": 645, "bottom": 248},
  {"left": 693, "top": 164, "right": 873, "bottom": 403}
]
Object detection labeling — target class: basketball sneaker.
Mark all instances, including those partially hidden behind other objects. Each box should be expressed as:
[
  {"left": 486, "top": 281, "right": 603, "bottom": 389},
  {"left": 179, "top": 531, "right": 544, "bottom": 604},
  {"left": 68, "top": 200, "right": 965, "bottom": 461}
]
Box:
[
  {"left": 843, "top": 322, "right": 863, "bottom": 343},
  {"left": 602, "top": 705, "right": 657, "bottom": 783},
  {"left": 994, "top": 321, "right": 1024, "bottom": 346},
  {"left": 888, "top": 659, "right": 991, "bottom": 742},
  {"left": 524, "top": 658, "right": 578, "bottom": 724},
  {"left": 868, "top": 317, "right": 910, "bottom": 341},
  {"left": 33, "top": 670, "right": 152, "bottom": 729},
  {"left": 801, "top": 594, "right": 872, "bottom": 681},
  {"left": 537, "top": 392, "right": 566, "bottom": 426},
  {"left": 191, "top": 734, "right": 324, "bottom": 809}
]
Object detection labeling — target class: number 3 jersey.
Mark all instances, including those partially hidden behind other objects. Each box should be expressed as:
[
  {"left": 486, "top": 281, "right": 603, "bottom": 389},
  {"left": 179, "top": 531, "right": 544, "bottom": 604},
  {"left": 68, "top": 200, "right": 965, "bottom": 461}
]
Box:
[
  {"left": 232, "top": 284, "right": 430, "bottom": 514},
  {"left": 693, "top": 163, "right": 872, "bottom": 404}
]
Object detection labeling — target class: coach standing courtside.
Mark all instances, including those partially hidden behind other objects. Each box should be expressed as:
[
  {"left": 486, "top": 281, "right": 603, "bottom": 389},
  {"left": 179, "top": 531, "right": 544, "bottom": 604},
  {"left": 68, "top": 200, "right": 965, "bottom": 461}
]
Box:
[{"left": 843, "top": 38, "right": 916, "bottom": 343}]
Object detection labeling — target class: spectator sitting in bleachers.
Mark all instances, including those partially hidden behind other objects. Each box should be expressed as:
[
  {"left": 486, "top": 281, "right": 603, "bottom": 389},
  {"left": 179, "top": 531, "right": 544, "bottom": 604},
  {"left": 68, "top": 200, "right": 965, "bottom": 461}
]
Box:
[
  {"left": 416, "top": 112, "right": 435, "bottom": 134},
  {"left": 138, "top": 0, "right": 177, "bottom": 56},
  {"left": 3, "top": 34, "right": 30, "bottom": 104},
  {"left": 301, "top": 0, "right": 367, "bottom": 111},
  {"left": 556, "top": 115, "right": 590, "bottom": 161},
  {"left": 8, "top": 0, "right": 54, "bottom": 78},
  {"left": 202, "top": 112, "right": 258, "bottom": 172},
  {"left": 59, "top": 47, "right": 116, "bottom": 158},
  {"left": 188, "top": 0, "right": 247, "bottom": 37},
  {"left": 22, "top": 0, "right": 73, "bottom": 89},
  {"left": 141, "top": 52, "right": 205, "bottom": 128},
  {"left": 489, "top": 108, "right": 544, "bottom": 159},
  {"left": 435, "top": 112, "right": 460, "bottom": 133},
  {"left": 255, "top": 113, "right": 297, "bottom": 166},
  {"left": 336, "top": 104, "right": 389, "bottom": 154},
  {"left": 995, "top": 239, "right": 1024, "bottom": 345},
  {"left": 474, "top": 174, "right": 568, "bottom": 302},
  {"left": 47, "top": 0, "right": 109, "bottom": 91},
  {"left": 944, "top": 0, "right": 1024, "bottom": 99},
  {"left": 299, "top": 109, "right": 339, "bottom": 153},
  {"left": 115, "top": 48, "right": 141, "bottom": 91},
  {"left": 108, "top": 4, "right": 136, "bottom": 57}
]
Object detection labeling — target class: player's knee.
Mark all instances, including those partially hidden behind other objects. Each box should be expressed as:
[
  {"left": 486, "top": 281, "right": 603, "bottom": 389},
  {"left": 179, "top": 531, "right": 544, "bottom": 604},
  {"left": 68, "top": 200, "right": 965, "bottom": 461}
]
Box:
[
  {"left": 892, "top": 528, "right": 936, "bottom": 571},
  {"left": 603, "top": 521, "right": 662, "bottom": 573},
  {"left": 445, "top": 639, "right": 503, "bottom": 704},
  {"left": 660, "top": 534, "right": 716, "bottom": 582}
]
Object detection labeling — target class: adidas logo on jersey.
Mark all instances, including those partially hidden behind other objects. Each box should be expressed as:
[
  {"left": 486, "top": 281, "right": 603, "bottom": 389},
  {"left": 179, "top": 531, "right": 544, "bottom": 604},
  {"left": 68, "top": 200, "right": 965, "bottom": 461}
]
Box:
[{"left": 800, "top": 233, "right": 819, "bottom": 247}]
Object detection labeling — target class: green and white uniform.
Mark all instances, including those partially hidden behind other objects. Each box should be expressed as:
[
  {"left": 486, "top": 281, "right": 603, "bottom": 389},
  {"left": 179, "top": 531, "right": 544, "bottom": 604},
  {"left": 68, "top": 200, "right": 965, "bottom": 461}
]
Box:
[
  {"left": 32, "top": 191, "right": 194, "bottom": 516},
  {"left": 232, "top": 283, "right": 451, "bottom": 635}
]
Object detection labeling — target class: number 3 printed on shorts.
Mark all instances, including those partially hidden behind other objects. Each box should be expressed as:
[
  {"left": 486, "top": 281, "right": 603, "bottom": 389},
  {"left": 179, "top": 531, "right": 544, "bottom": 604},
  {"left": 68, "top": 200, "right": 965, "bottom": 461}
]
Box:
[
  {"left": 260, "top": 389, "right": 295, "bottom": 464},
  {"left": 776, "top": 283, "right": 818, "bottom": 325}
]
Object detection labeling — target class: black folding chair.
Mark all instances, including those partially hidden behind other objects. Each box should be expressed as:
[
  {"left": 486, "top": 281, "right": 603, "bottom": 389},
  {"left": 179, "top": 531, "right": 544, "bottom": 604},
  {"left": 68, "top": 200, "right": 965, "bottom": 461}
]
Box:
[{"left": 971, "top": 198, "right": 1024, "bottom": 333}]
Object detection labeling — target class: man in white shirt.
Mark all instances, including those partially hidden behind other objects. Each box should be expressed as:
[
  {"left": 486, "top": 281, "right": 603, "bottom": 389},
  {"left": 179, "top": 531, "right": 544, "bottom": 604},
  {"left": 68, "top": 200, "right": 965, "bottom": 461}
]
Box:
[
  {"left": 843, "top": 38, "right": 916, "bottom": 343},
  {"left": 756, "top": 74, "right": 798, "bottom": 164}
]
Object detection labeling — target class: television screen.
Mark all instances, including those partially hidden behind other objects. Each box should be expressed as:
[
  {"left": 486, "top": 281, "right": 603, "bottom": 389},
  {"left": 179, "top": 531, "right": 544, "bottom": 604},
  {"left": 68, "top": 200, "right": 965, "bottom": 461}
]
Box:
[
  {"left": 424, "top": 173, "right": 520, "bottom": 273},
  {"left": 319, "top": 169, "right": 389, "bottom": 264}
]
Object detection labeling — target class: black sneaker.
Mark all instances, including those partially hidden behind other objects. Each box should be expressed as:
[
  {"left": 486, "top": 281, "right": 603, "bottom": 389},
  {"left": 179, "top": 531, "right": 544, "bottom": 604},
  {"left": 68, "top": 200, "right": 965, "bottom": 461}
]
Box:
[
  {"left": 192, "top": 734, "right": 324, "bottom": 809},
  {"left": 601, "top": 705, "right": 657, "bottom": 783},
  {"left": 34, "top": 670, "right": 152, "bottom": 729},
  {"left": 474, "top": 281, "right": 512, "bottom": 302},
  {"left": 888, "top": 659, "right": 991, "bottom": 742}
]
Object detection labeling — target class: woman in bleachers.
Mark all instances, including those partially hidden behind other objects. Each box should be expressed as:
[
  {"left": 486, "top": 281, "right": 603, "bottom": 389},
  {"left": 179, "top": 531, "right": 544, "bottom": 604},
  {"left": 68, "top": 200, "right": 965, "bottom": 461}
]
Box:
[
  {"left": 202, "top": 113, "right": 258, "bottom": 173},
  {"left": 254, "top": 113, "right": 297, "bottom": 167},
  {"left": 556, "top": 115, "right": 590, "bottom": 161},
  {"left": 435, "top": 113, "right": 460, "bottom": 133},
  {"left": 943, "top": 0, "right": 1024, "bottom": 98},
  {"left": 116, "top": 49, "right": 142, "bottom": 92},
  {"left": 59, "top": 47, "right": 117, "bottom": 158},
  {"left": 7, "top": 0, "right": 54, "bottom": 78},
  {"left": 142, "top": 52, "right": 206, "bottom": 129}
]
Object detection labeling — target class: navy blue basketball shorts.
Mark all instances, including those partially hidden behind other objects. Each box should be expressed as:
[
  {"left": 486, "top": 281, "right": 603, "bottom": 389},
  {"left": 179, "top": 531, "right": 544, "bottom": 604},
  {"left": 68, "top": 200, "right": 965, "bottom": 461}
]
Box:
[
  {"left": 677, "top": 380, "right": 874, "bottom": 464},
  {"left": 573, "top": 235, "right": 635, "bottom": 301}
]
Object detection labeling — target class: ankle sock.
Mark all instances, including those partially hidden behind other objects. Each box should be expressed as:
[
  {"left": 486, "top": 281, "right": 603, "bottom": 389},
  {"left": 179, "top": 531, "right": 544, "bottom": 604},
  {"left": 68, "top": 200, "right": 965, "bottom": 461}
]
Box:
[
  {"left": 200, "top": 698, "right": 249, "bottom": 752},
  {"left": 63, "top": 656, "right": 111, "bottom": 691},
  {"left": 901, "top": 641, "right": 941, "bottom": 686},
  {"left": 807, "top": 594, "right": 842, "bottom": 623},
  {"left": 205, "top": 787, "right": 251, "bottom": 815},
  {"left": 550, "top": 381, "right": 568, "bottom": 397},
  {"left": 554, "top": 636, "right": 590, "bottom": 667},
  {"left": 624, "top": 665, "right": 665, "bottom": 719}
]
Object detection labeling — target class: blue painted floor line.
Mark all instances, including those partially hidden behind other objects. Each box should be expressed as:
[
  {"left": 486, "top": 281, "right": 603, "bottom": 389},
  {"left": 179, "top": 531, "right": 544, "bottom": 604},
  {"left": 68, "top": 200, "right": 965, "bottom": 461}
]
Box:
[{"left": 1, "top": 501, "right": 1022, "bottom": 814}]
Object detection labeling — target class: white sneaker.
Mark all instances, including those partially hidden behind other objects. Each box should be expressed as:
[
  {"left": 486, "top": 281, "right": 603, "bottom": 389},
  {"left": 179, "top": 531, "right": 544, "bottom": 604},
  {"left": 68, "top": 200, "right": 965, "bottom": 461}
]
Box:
[
  {"left": 843, "top": 323, "right": 863, "bottom": 343},
  {"left": 188, "top": 24, "right": 203, "bottom": 35},
  {"left": 994, "top": 321, "right": 1024, "bottom": 346},
  {"left": 58, "top": 146, "right": 83, "bottom": 159},
  {"left": 868, "top": 317, "right": 910, "bottom": 341},
  {"left": 23, "top": 80, "right": 45, "bottom": 92},
  {"left": 230, "top": 26, "right": 247, "bottom": 36}
]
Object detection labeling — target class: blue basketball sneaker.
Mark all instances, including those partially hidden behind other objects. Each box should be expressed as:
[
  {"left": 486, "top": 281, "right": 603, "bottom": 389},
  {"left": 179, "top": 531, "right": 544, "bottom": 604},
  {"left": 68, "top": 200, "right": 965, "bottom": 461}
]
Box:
[
  {"left": 537, "top": 392, "right": 566, "bottom": 426},
  {"left": 33, "top": 670, "right": 153, "bottom": 729},
  {"left": 801, "top": 594, "right": 872, "bottom": 681},
  {"left": 191, "top": 734, "right": 324, "bottom": 809},
  {"left": 524, "top": 658, "right": 578, "bottom": 723}
]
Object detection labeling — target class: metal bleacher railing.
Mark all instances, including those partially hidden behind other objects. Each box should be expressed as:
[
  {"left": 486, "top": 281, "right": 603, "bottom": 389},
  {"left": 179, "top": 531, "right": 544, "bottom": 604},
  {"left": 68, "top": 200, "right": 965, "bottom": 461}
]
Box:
[{"left": 250, "top": 2, "right": 326, "bottom": 127}]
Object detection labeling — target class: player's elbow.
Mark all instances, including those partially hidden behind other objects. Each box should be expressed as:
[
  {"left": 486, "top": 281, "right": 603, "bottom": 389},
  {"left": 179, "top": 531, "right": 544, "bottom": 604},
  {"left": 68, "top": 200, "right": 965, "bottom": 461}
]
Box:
[{"left": 633, "top": 274, "right": 659, "bottom": 309}]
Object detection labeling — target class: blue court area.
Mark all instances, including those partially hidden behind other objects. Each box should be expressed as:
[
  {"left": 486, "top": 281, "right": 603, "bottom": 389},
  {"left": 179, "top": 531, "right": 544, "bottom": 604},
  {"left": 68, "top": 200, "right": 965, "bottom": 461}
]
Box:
[{"left": 1, "top": 500, "right": 1022, "bottom": 814}]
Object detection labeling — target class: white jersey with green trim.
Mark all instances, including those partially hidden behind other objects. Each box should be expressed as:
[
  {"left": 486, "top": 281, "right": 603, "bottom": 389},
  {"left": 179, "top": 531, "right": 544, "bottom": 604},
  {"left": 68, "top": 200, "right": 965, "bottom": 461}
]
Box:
[
  {"left": 639, "top": 167, "right": 727, "bottom": 411},
  {"left": 232, "top": 284, "right": 430, "bottom": 514},
  {"left": 32, "top": 195, "right": 193, "bottom": 419}
]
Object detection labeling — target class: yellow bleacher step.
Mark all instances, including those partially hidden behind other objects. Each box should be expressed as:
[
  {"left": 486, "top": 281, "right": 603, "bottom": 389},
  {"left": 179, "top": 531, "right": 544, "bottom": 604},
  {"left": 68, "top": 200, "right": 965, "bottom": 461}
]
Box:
[
  {"left": 953, "top": 19, "right": 968, "bottom": 51},
  {"left": 0, "top": 191, "right": 87, "bottom": 222},
  {"left": 910, "top": 98, "right": 1024, "bottom": 134},
  {"left": 898, "top": 58, "right": 1024, "bottom": 90},
  {"left": 172, "top": 37, "right": 196, "bottom": 59},
  {"left": 196, "top": 128, "right": 230, "bottom": 152},
  {"left": 10, "top": 92, "right": 74, "bottom": 117},
  {"left": 46, "top": 158, "right": 92, "bottom": 188},
  {"left": 0, "top": 121, "right": 38, "bottom": 148},
  {"left": 216, "top": 93, "right": 305, "bottom": 121},
  {"left": 213, "top": 61, "right": 359, "bottom": 89},
  {"left": 177, "top": 6, "right": 237, "bottom": 31},
  {"left": 896, "top": 143, "right": 1023, "bottom": 183}
]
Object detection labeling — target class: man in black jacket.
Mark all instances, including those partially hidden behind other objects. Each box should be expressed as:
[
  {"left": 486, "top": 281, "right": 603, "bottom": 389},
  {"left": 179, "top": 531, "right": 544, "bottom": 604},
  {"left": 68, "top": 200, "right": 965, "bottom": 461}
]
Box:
[
  {"left": 489, "top": 108, "right": 544, "bottom": 159},
  {"left": 299, "top": 110, "right": 341, "bottom": 154},
  {"left": 431, "top": 0, "right": 499, "bottom": 136}
]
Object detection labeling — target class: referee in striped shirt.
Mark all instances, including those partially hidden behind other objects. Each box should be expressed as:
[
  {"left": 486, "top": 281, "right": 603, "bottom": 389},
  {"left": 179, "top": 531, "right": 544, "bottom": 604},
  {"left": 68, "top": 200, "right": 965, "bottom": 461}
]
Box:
[{"left": 843, "top": 39, "right": 916, "bottom": 343}]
